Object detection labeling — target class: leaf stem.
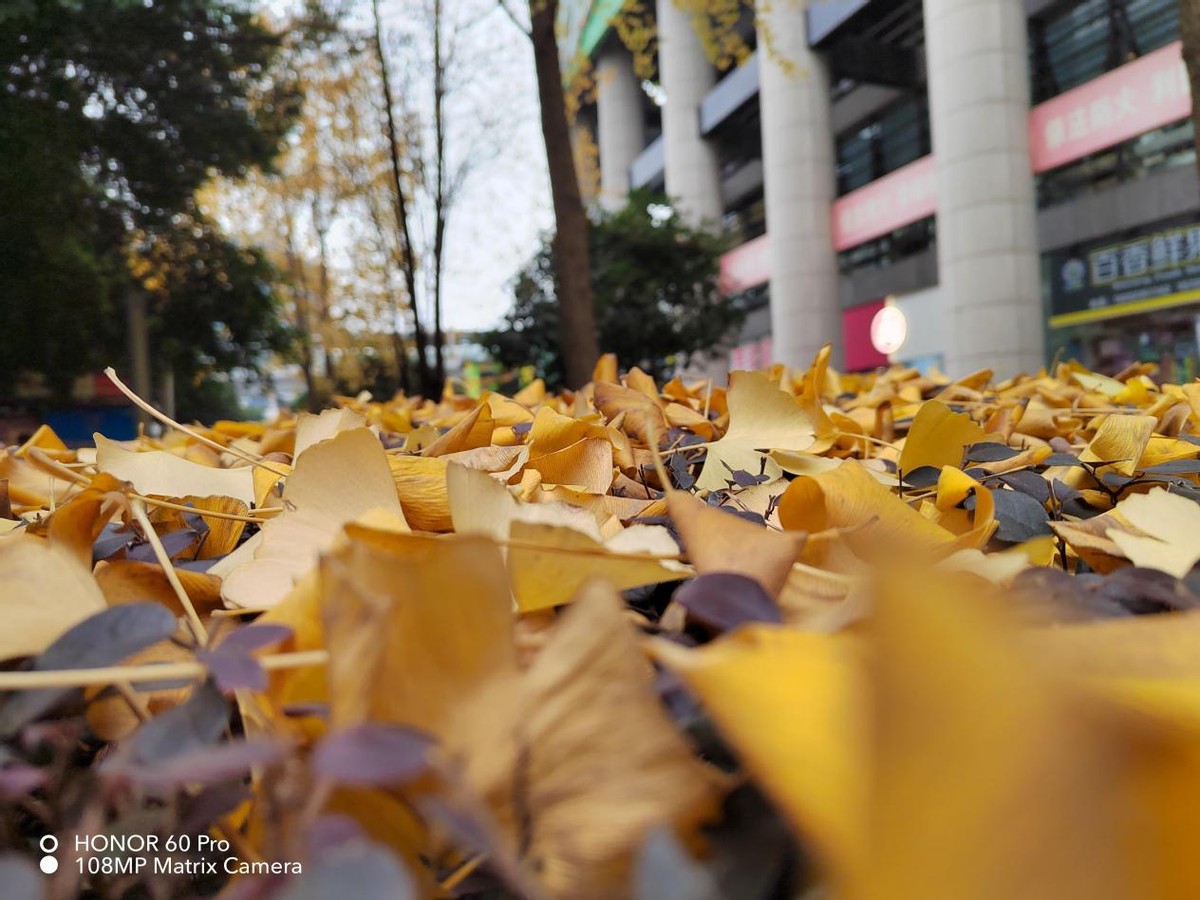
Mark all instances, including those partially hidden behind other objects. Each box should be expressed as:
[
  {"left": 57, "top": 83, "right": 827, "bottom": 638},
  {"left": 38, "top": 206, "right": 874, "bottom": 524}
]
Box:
[
  {"left": 0, "top": 650, "right": 328, "bottom": 691},
  {"left": 135, "top": 494, "right": 279, "bottom": 523},
  {"left": 130, "top": 497, "right": 209, "bottom": 646},
  {"left": 104, "top": 367, "right": 289, "bottom": 478}
]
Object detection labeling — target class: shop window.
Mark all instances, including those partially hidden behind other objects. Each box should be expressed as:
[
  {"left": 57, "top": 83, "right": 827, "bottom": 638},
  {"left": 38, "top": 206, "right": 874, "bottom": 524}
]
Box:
[
  {"left": 837, "top": 215, "right": 936, "bottom": 274},
  {"left": 1036, "top": 117, "right": 1196, "bottom": 207},
  {"left": 1029, "top": 0, "right": 1180, "bottom": 103},
  {"left": 835, "top": 95, "right": 931, "bottom": 196},
  {"left": 722, "top": 193, "right": 766, "bottom": 245}
]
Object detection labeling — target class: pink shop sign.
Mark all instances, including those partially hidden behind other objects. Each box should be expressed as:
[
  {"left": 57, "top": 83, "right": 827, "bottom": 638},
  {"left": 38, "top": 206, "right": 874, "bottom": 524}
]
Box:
[
  {"left": 1029, "top": 40, "right": 1191, "bottom": 174},
  {"left": 831, "top": 155, "right": 937, "bottom": 251},
  {"left": 719, "top": 232, "right": 771, "bottom": 294}
]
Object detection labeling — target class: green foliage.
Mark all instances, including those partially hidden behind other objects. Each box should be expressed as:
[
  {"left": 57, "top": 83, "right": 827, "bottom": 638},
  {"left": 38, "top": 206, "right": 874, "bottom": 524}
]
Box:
[
  {"left": 175, "top": 373, "right": 245, "bottom": 424},
  {"left": 0, "top": 0, "right": 298, "bottom": 399},
  {"left": 485, "top": 191, "right": 744, "bottom": 387}
]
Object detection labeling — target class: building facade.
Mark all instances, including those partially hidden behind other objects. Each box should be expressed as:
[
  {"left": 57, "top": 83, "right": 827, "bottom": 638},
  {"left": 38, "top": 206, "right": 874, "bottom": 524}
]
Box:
[{"left": 565, "top": 0, "right": 1198, "bottom": 379}]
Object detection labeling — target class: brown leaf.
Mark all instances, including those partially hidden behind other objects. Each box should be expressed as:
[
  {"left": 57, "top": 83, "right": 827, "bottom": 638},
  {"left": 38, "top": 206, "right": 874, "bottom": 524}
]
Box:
[{"left": 443, "top": 581, "right": 723, "bottom": 899}]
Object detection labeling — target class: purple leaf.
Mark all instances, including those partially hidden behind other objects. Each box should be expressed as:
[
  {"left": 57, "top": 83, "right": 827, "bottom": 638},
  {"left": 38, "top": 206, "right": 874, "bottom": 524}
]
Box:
[
  {"left": 175, "top": 557, "right": 220, "bottom": 573},
  {"left": 0, "top": 603, "right": 177, "bottom": 734},
  {"left": 93, "top": 522, "right": 135, "bottom": 562},
  {"left": 0, "top": 764, "right": 45, "bottom": 798},
  {"left": 126, "top": 739, "right": 288, "bottom": 789},
  {"left": 673, "top": 573, "right": 781, "bottom": 635},
  {"left": 198, "top": 650, "right": 266, "bottom": 693},
  {"left": 282, "top": 702, "right": 329, "bottom": 720},
  {"left": 0, "top": 855, "right": 41, "bottom": 900},
  {"left": 963, "top": 442, "right": 1022, "bottom": 463},
  {"left": 217, "top": 623, "right": 292, "bottom": 655},
  {"left": 123, "top": 681, "right": 229, "bottom": 766},
  {"left": 127, "top": 527, "right": 198, "bottom": 562},
  {"left": 312, "top": 724, "right": 433, "bottom": 786},
  {"left": 636, "top": 828, "right": 721, "bottom": 900},
  {"left": 275, "top": 840, "right": 416, "bottom": 900},
  {"left": 178, "top": 782, "right": 253, "bottom": 835},
  {"left": 307, "top": 815, "right": 366, "bottom": 856}
]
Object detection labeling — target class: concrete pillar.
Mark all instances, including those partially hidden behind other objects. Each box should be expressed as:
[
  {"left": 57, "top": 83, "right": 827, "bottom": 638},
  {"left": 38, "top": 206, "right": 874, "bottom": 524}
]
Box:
[
  {"left": 925, "top": 0, "right": 1043, "bottom": 378},
  {"left": 656, "top": 0, "right": 722, "bottom": 225},
  {"left": 756, "top": 1, "right": 840, "bottom": 368},
  {"left": 595, "top": 44, "right": 646, "bottom": 211}
]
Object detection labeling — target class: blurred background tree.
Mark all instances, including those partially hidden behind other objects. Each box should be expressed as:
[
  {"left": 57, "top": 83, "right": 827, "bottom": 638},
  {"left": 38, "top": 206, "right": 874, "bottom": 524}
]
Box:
[
  {"left": 0, "top": 0, "right": 299, "bottom": 417},
  {"left": 485, "top": 191, "right": 742, "bottom": 387}
]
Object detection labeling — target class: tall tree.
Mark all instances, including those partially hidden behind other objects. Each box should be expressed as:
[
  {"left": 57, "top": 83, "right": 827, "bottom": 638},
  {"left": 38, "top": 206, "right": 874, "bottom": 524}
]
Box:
[
  {"left": 0, "top": 0, "right": 297, "bottom": 406},
  {"left": 370, "top": 0, "right": 434, "bottom": 393},
  {"left": 486, "top": 190, "right": 742, "bottom": 387},
  {"left": 204, "top": 29, "right": 417, "bottom": 407},
  {"left": 501, "top": 0, "right": 600, "bottom": 389}
]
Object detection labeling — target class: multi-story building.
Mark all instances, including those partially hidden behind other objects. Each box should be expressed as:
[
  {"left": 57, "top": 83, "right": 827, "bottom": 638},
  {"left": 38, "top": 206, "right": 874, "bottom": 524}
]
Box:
[{"left": 564, "top": 0, "right": 1198, "bottom": 379}]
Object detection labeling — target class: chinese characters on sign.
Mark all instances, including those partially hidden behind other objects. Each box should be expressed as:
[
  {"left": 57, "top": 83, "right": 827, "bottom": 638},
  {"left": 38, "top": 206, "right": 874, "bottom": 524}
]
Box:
[
  {"left": 1029, "top": 41, "right": 1190, "bottom": 173},
  {"left": 1049, "top": 217, "right": 1200, "bottom": 324}
]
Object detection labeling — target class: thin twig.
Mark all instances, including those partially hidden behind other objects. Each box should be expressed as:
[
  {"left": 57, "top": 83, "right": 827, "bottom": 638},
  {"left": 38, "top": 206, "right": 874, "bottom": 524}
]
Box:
[
  {"left": 643, "top": 419, "right": 672, "bottom": 493},
  {"left": 27, "top": 447, "right": 90, "bottom": 485},
  {"left": 440, "top": 855, "right": 486, "bottom": 892},
  {"left": 394, "top": 529, "right": 688, "bottom": 562},
  {"left": 130, "top": 498, "right": 208, "bottom": 646},
  {"left": 104, "top": 367, "right": 289, "bottom": 478},
  {"left": 135, "top": 495, "right": 278, "bottom": 523},
  {"left": 114, "top": 682, "right": 150, "bottom": 724},
  {"left": 0, "top": 650, "right": 328, "bottom": 691},
  {"left": 496, "top": 0, "right": 530, "bottom": 37}
]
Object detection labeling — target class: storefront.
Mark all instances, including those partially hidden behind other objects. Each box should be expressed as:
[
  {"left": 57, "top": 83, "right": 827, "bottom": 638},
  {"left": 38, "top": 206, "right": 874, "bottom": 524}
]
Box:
[{"left": 1044, "top": 214, "right": 1200, "bottom": 380}]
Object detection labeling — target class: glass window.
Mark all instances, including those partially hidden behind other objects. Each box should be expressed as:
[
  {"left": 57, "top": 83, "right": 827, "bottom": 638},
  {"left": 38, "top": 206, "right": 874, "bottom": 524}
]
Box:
[
  {"left": 835, "top": 95, "right": 930, "bottom": 196},
  {"left": 1036, "top": 118, "right": 1196, "bottom": 206},
  {"left": 1030, "top": 0, "right": 1180, "bottom": 103},
  {"left": 836, "top": 215, "right": 936, "bottom": 274},
  {"left": 722, "top": 193, "right": 766, "bottom": 244}
]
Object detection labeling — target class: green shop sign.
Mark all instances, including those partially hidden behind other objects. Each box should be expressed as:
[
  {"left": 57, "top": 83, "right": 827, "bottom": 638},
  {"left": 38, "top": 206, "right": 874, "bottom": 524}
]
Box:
[
  {"left": 1047, "top": 215, "right": 1200, "bottom": 328},
  {"left": 557, "top": 0, "right": 626, "bottom": 78}
]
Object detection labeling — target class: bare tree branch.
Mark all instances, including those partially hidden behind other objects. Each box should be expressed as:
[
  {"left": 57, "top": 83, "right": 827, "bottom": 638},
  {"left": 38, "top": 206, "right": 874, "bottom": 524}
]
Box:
[{"left": 497, "top": 0, "right": 531, "bottom": 39}]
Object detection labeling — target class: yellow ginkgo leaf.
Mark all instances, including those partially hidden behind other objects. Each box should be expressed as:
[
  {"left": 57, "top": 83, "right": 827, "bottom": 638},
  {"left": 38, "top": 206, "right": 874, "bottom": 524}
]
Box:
[
  {"left": 320, "top": 526, "right": 515, "bottom": 733},
  {"left": 94, "top": 433, "right": 256, "bottom": 505},
  {"left": 388, "top": 455, "right": 452, "bottom": 531},
  {"left": 649, "top": 626, "right": 867, "bottom": 880},
  {"left": 1107, "top": 487, "right": 1200, "bottom": 578},
  {"left": 0, "top": 535, "right": 106, "bottom": 660},
  {"left": 861, "top": 570, "right": 1135, "bottom": 900},
  {"left": 293, "top": 406, "right": 367, "bottom": 458},
  {"left": 1080, "top": 414, "right": 1156, "bottom": 476},
  {"left": 779, "top": 459, "right": 954, "bottom": 554},
  {"left": 217, "top": 428, "right": 407, "bottom": 608},
  {"left": 507, "top": 520, "right": 682, "bottom": 612},
  {"left": 897, "top": 400, "right": 991, "bottom": 474},
  {"left": 667, "top": 489, "right": 798, "bottom": 598},
  {"left": 696, "top": 371, "right": 815, "bottom": 491}
]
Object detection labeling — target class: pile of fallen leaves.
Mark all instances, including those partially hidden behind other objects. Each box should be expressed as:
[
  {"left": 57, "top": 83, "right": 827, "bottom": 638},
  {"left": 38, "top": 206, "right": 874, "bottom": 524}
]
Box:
[{"left": 3, "top": 349, "right": 1200, "bottom": 898}]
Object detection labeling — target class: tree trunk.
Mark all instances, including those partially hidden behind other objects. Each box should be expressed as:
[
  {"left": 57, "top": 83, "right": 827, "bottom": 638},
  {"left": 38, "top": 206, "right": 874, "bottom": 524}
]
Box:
[
  {"left": 371, "top": 0, "right": 434, "bottom": 394},
  {"left": 1181, "top": 0, "right": 1200, "bottom": 193},
  {"left": 432, "top": 0, "right": 447, "bottom": 388},
  {"left": 528, "top": 0, "right": 600, "bottom": 388}
]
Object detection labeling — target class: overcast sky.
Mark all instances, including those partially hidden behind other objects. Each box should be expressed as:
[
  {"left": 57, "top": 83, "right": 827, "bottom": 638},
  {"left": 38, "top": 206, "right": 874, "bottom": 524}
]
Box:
[
  {"left": 265, "top": 0, "right": 553, "bottom": 334},
  {"left": 420, "top": 2, "right": 552, "bottom": 333}
]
